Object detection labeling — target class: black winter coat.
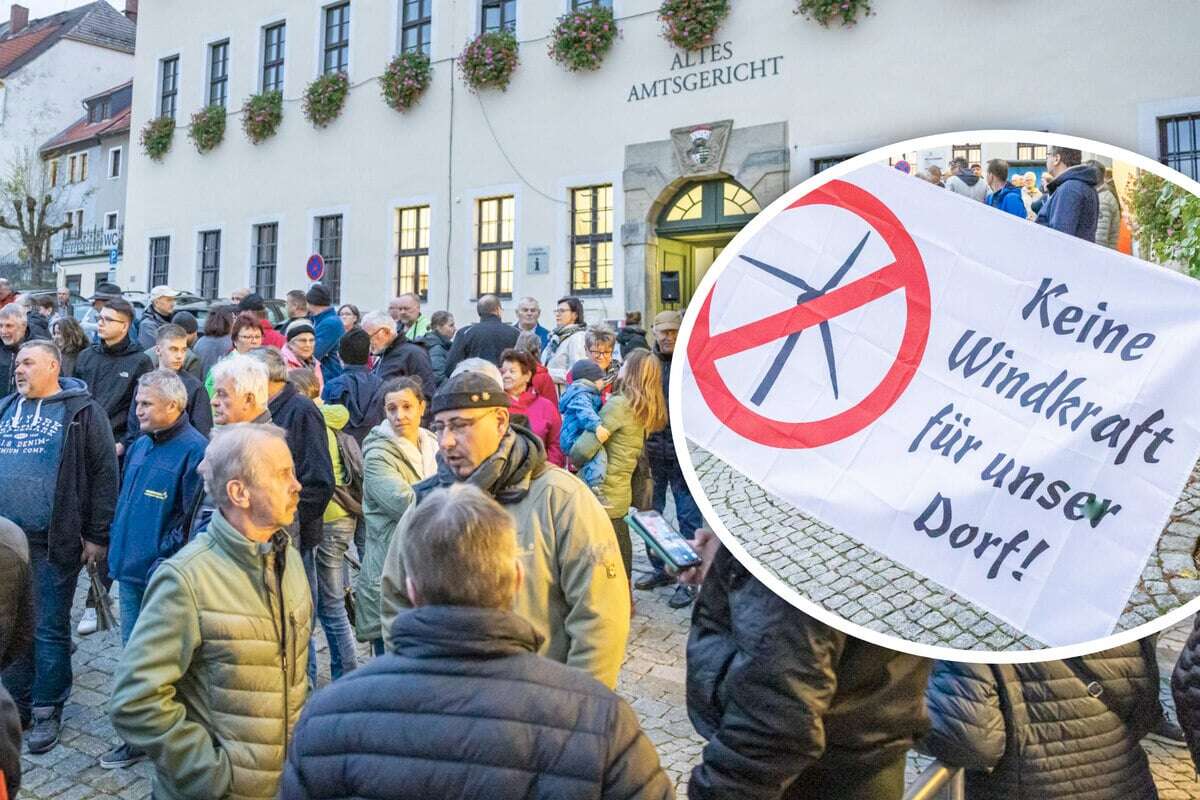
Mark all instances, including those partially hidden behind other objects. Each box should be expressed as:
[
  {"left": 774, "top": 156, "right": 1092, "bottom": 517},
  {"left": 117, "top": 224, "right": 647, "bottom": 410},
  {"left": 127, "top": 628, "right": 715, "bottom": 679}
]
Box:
[
  {"left": 686, "top": 548, "right": 931, "bottom": 798},
  {"left": 617, "top": 325, "right": 650, "bottom": 355},
  {"left": 443, "top": 313, "right": 519, "bottom": 373},
  {"left": 0, "top": 328, "right": 40, "bottom": 397},
  {"left": 25, "top": 311, "right": 50, "bottom": 342},
  {"left": 281, "top": 605, "right": 673, "bottom": 800},
  {"left": 73, "top": 334, "right": 154, "bottom": 442},
  {"left": 644, "top": 345, "right": 675, "bottom": 463},
  {"left": 420, "top": 329, "right": 453, "bottom": 386},
  {"left": 0, "top": 383, "right": 118, "bottom": 566},
  {"left": 268, "top": 382, "right": 335, "bottom": 550},
  {"left": 926, "top": 641, "right": 1161, "bottom": 800},
  {"left": 1172, "top": 613, "right": 1200, "bottom": 771},
  {"left": 374, "top": 336, "right": 437, "bottom": 400}
]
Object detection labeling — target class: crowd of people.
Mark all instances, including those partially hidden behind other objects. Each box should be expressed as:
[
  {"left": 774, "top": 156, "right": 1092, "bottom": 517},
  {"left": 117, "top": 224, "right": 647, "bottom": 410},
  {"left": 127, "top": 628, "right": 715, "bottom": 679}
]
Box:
[{"left": 1, "top": 240, "right": 1200, "bottom": 798}]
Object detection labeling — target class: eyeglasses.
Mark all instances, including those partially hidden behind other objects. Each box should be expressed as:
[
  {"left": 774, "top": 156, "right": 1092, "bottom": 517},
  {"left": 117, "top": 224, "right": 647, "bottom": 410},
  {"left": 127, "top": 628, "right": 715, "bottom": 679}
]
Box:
[
  {"left": 588, "top": 348, "right": 613, "bottom": 358},
  {"left": 430, "top": 412, "right": 493, "bottom": 437},
  {"left": 237, "top": 332, "right": 263, "bottom": 342},
  {"left": 98, "top": 314, "right": 125, "bottom": 325}
]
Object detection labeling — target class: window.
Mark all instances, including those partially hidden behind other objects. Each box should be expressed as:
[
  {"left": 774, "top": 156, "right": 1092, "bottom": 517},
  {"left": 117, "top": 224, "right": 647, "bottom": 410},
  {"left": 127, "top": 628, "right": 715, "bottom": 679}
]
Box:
[
  {"left": 253, "top": 223, "right": 278, "bottom": 299},
  {"left": 315, "top": 215, "right": 343, "bottom": 302},
  {"left": 199, "top": 230, "right": 221, "bottom": 300},
  {"left": 1159, "top": 113, "right": 1200, "bottom": 180},
  {"left": 148, "top": 236, "right": 170, "bottom": 288},
  {"left": 87, "top": 99, "right": 109, "bottom": 123},
  {"left": 68, "top": 155, "right": 77, "bottom": 183},
  {"left": 262, "top": 22, "right": 286, "bottom": 92},
  {"left": 159, "top": 56, "right": 179, "bottom": 119},
  {"left": 323, "top": 3, "right": 351, "bottom": 75},
  {"left": 476, "top": 196, "right": 514, "bottom": 297},
  {"left": 108, "top": 147, "right": 122, "bottom": 179},
  {"left": 813, "top": 154, "right": 857, "bottom": 174},
  {"left": 395, "top": 205, "right": 429, "bottom": 298},
  {"left": 48, "top": 159, "right": 58, "bottom": 187},
  {"left": 70, "top": 210, "right": 83, "bottom": 234},
  {"left": 480, "top": 0, "right": 515, "bottom": 33},
  {"left": 570, "top": 185, "right": 613, "bottom": 295},
  {"left": 65, "top": 274, "right": 81, "bottom": 295},
  {"left": 104, "top": 212, "right": 119, "bottom": 230},
  {"left": 571, "top": 0, "right": 610, "bottom": 7},
  {"left": 1017, "top": 142, "right": 1048, "bottom": 161},
  {"left": 952, "top": 143, "right": 982, "bottom": 167},
  {"left": 79, "top": 152, "right": 88, "bottom": 182},
  {"left": 400, "top": 0, "right": 431, "bottom": 55},
  {"left": 209, "top": 40, "right": 229, "bottom": 107},
  {"left": 656, "top": 179, "right": 760, "bottom": 236}
]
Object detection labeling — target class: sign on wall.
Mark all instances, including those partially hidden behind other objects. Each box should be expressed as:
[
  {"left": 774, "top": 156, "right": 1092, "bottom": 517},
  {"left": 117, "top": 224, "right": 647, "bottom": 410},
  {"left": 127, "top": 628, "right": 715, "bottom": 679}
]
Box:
[
  {"left": 527, "top": 246, "right": 549, "bottom": 275},
  {"left": 681, "top": 164, "right": 1200, "bottom": 646}
]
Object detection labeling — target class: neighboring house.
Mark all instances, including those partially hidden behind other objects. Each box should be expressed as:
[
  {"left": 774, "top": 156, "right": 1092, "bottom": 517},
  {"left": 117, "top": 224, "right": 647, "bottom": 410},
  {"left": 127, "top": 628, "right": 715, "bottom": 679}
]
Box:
[
  {"left": 41, "top": 80, "right": 131, "bottom": 298},
  {"left": 0, "top": 1, "right": 136, "bottom": 270}
]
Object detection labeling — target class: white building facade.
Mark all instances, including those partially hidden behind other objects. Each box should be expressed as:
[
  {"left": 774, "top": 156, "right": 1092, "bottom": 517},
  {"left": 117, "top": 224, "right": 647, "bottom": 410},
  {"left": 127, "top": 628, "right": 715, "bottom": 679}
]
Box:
[{"left": 122, "top": 0, "right": 1200, "bottom": 325}]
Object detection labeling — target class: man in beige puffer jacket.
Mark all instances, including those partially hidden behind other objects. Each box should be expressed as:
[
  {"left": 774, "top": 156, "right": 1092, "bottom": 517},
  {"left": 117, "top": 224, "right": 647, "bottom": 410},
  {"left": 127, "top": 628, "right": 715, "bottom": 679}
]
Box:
[{"left": 110, "top": 424, "right": 312, "bottom": 800}]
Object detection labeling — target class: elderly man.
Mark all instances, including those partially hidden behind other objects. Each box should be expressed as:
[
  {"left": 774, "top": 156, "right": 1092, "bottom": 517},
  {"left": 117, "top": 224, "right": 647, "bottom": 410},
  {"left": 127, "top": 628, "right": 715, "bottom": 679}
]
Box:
[
  {"left": 0, "top": 341, "right": 118, "bottom": 754},
  {"left": 126, "top": 324, "right": 212, "bottom": 442},
  {"left": 284, "top": 483, "right": 672, "bottom": 799},
  {"left": 102, "top": 370, "right": 207, "bottom": 770},
  {"left": 443, "top": 294, "right": 519, "bottom": 374},
  {"left": 0, "top": 305, "right": 37, "bottom": 396},
  {"left": 136, "top": 286, "right": 181, "bottom": 350},
  {"left": 363, "top": 310, "right": 436, "bottom": 398},
  {"left": 0, "top": 279, "right": 15, "bottom": 309},
  {"left": 389, "top": 293, "right": 428, "bottom": 341},
  {"left": 74, "top": 297, "right": 154, "bottom": 457},
  {"left": 210, "top": 353, "right": 271, "bottom": 427},
  {"left": 230, "top": 287, "right": 252, "bottom": 305},
  {"left": 305, "top": 284, "right": 344, "bottom": 381},
  {"left": 51, "top": 287, "right": 73, "bottom": 325},
  {"left": 380, "top": 371, "right": 629, "bottom": 688},
  {"left": 514, "top": 296, "right": 550, "bottom": 350},
  {"left": 110, "top": 424, "right": 312, "bottom": 800}
]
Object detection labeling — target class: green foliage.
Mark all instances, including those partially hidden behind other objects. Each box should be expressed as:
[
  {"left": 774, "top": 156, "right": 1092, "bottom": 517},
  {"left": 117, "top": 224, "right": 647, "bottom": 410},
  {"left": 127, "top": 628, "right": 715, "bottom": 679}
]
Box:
[
  {"left": 380, "top": 51, "right": 433, "bottom": 112},
  {"left": 658, "top": 0, "right": 729, "bottom": 51},
  {"left": 549, "top": 6, "right": 618, "bottom": 72},
  {"left": 242, "top": 91, "right": 283, "bottom": 144},
  {"left": 140, "top": 115, "right": 175, "bottom": 161},
  {"left": 303, "top": 72, "right": 350, "bottom": 128},
  {"left": 457, "top": 30, "right": 520, "bottom": 92},
  {"left": 795, "top": 0, "right": 874, "bottom": 27},
  {"left": 188, "top": 105, "right": 226, "bottom": 154},
  {"left": 1129, "top": 170, "right": 1200, "bottom": 277}
]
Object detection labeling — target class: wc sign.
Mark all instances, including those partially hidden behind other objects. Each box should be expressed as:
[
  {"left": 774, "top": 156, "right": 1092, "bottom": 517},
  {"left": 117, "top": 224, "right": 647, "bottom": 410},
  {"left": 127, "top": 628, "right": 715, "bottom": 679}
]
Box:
[{"left": 681, "top": 164, "right": 1200, "bottom": 646}]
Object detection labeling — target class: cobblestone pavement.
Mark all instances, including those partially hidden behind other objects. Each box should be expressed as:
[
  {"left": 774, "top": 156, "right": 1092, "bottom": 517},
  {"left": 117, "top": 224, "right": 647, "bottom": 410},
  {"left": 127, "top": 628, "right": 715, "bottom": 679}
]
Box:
[
  {"left": 13, "top": 547, "right": 1199, "bottom": 799},
  {"left": 693, "top": 444, "right": 1200, "bottom": 652}
]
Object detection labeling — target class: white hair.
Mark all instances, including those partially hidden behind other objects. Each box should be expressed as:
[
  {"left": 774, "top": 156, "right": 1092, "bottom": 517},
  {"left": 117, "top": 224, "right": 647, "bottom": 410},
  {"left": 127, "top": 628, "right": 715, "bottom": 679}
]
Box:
[
  {"left": 361, "top": 310, "right": 394, "bottom": 333},
  {"left": 209, "top": 353, "right": 269, "bottom": 408},
  {"left": 137, "top": 369, "right": 187, "bottom": 410},
  {"left": 450, "top": 357, "right": 503, "bottom": 386},
  {"left": 199, "top": 424, "right": 287, "bottom": 509},
  {"left": 0, "top": 304, "right": 26, "bottom": 321}
]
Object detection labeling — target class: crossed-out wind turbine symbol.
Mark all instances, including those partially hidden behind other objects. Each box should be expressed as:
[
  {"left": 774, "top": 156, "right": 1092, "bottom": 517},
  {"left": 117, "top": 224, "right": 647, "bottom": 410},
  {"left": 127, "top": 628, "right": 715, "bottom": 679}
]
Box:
[{"left": 738, "top": 231, "right": 871, "bottom": 406}]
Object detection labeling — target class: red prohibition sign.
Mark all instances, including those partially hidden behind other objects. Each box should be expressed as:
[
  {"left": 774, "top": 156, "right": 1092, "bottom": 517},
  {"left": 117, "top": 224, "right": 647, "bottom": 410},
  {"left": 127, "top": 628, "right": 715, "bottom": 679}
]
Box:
[{"left": 687, "top": 179, "right": 932, "bottom": 449}]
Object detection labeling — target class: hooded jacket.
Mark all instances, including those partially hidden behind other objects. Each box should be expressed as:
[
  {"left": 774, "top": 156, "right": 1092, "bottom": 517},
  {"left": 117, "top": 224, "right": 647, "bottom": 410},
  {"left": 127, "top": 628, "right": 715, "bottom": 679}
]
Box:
[
  {"left": 419, "top": 328, "right": 453, "bottom": 387},
  {"left": 687, "top": 547, "right": 931, "bottom": 798},
  {"left": 558, "top": 379, "right": 603, "bottom": 454},
  {"left": 617, "top": 325, "right": 650, "bottom": 354},
  {"left": 268, "top": 382, "right": 335, "bottom": 550},
  {"left": 123, "top": 368, "right": 212, "bottom": 449},
  {"left": 110, "top": 510, "right": 312, "bottom": 800},
  {"left": 926, "top": 642, "right": 1160, "bottom": 800},
  {"left": 379, "top": 425, "right": 630, "bottom": 687},
  {"left": 443, "top": 313, "right": 520, "bottom": 374},
  {"left": 1171, "top": 613, "right": 1200, "bottom": 771},
  {"left": 986, "top": 182, "right": 1028, "bottom": 219},
  {"left": 354, "top": 421, "right": 437, "bottom": 643},
  {"left": 310, "top": 307, "right": 345, "bottom": 381},
  {"left": 374, "top": 335, "right": 437, "bottom": 399},
  {"left": 26, "top": 311, "right": 50, "bottom": 342},
  {"left": 74, "top": 333, "right": 155, "bottom": 442},
  {"left": 281, "top": 606, "right": 673, "bottom": 800},
  {"left": 1095, "top": 182, "right": 1121, "bottom": 249},
  {"left": 0, "top": 378, "right": 118, "bottom": 565},
  {"left": 320, "top": 365, "right": 382, "bottom": 445},
  {"left": 107, "top": 413, "right": 207, "bottom": 589},
  {"left": 1035, "top": 163, "right": 1101, "bottom": 241},
  {"left": 946, "top": 171, "right": 988, "bottom": 202}
]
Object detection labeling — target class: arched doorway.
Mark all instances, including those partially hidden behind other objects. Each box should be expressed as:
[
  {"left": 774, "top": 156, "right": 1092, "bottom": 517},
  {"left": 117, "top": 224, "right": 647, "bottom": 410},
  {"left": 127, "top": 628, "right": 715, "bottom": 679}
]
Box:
[{"left": 653, "top": 177, "right": 760, "bottom": 310}]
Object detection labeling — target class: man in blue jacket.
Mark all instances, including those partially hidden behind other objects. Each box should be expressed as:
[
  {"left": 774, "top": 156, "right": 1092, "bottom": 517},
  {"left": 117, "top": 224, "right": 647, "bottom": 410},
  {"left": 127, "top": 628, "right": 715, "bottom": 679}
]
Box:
[
  {"left": 984, "top": 159, "right": 1029, "bottom": 219},
  {"left": 306, "top": 284, "right": 344, "bottom": 381},
  {"left": 102, "top": 369, "right": 206, "bottom": 770},
  {"left": 1035, "top": 146, "right": 1100, "bottom": 241},
  {"left": 320, "top": 328, "right": 381, "bottom": 444}
]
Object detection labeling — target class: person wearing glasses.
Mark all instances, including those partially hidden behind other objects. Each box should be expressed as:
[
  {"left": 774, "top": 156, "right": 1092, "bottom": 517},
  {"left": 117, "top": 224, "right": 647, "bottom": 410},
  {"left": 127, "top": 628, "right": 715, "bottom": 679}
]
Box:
[
  {"left": 378, "top": 371, "right": 630, "bottom": 688},
  {"left": 361, "top": 311, "right": 436, "bottom": 401},
  {"left": 203, "top": 312, "right": 266, "bottom": 397},
  {"left": 73, "top": 298, "right": 154, "bottom": 459},
  {"left": 544, "top": 296, "right": 589, "bottom": 389}
]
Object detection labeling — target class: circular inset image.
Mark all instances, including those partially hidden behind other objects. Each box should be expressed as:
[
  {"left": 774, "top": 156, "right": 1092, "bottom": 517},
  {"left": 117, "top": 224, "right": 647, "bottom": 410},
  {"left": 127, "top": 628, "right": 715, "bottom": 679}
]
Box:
[{"left": 674, "top": 130, "right": 1200, "bottom": 662}]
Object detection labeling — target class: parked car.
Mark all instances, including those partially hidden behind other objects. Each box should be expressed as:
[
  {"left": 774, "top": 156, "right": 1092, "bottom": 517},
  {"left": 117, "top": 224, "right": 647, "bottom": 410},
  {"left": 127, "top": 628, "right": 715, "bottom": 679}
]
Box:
[{"left": 178, "top": 297, "right": 288, "bottom": 332}]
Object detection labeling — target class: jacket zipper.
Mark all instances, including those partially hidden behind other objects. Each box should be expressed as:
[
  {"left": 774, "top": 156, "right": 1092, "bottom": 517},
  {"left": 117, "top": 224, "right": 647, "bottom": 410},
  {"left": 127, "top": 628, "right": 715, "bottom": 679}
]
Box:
[{"left": 267, "top": 546, "right": 290, "bottom": 760}]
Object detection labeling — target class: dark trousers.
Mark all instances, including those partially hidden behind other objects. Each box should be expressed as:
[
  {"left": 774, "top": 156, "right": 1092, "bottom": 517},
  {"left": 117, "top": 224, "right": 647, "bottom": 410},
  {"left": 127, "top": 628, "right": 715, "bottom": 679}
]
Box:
[
  {"left": 783, "top": 755, "right": 906, "bottom": 800},
  {"left": 610, "top": 516, "right": 633, "bottom": 583},
  {"left": 646, "top": 450, "right": 704, "bottom": 573},
  {"left": 1, "top": 541, "right": 80, "bottom": 715}
]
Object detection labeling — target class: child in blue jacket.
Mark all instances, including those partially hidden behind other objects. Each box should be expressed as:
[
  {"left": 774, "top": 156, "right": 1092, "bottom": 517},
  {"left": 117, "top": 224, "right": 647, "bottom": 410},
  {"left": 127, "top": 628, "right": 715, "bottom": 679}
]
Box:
[{"left": 558, "top": 359, "right": 611, "bottom": 507}]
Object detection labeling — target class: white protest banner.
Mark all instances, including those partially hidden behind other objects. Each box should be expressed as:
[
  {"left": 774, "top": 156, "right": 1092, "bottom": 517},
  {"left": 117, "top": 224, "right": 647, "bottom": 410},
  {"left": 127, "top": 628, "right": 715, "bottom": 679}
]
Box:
[{"left": 681, "top": 163, "right": 1200, "bottom": 646}]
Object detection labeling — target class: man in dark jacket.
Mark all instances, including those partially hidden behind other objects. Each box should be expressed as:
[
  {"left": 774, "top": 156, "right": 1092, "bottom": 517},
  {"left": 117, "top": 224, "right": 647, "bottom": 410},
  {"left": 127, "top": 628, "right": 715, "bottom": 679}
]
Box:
[
  {"left": 420, "top": 310, "right": 455, "bottom": 388},
  {"left": 443, "top": 294, "right": 519, "bottom": 374},
  {"left": 0, "top": 515, "right": 32, "bottom": 797},
  {"left": 984, "top": 158, "right": 1028, "bottom": 219},
  {"left": 687, "top": 545, "right": 931, "bottom": 799},
  {"left": 636, "top": 310, "right": 705, "bottom": 608},
  {"left": 27, "top": 296, "right": 54, "bottom": 341},
  {"left": 0, "top": 304, "right": 40, "bottom": 397},
  {"left": 306, "top": 283, "right": 344, "bottom": 381},
  {"left": 135, "top": 286, "right": 181, "bottom": 350},
  {"left": 282, "top": 483, "right": 672, "bottom": 800},
  {"left": 617, "top": 311, "right": 650, "bottom": 354},
  {"left": 363, "top": 310, "right": 436, "bottom": 399},
  {"left": 1035, "top": 146, "right": 1100, "bottom": 241},
  {"left": 0, "top": 341, "right": 118, "bottom": 754},
  {"left": 74, "top": 298, "right": 154, "bottom": 456},
  {"left": 321, "top": 328, "right": 381, "bottom": 444},
  {"left": 125, "top": 324, "right": 212, "bottom": 445}
]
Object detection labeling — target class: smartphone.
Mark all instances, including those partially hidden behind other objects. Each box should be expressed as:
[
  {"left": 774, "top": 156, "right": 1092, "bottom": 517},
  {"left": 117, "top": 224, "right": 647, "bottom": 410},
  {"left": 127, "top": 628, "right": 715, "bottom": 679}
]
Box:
[{"left": 626, "top": 509, "right": 702, "bottom": 572}]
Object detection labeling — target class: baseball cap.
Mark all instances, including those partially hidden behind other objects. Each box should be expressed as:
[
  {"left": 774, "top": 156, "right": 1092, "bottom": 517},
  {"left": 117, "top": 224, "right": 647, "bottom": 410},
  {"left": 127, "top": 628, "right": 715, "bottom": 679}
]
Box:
[
  {"left": 149, "top": 285, "right": 182, "bottom": 300},
  {"left": 653, "top": 310, "right": 682, "bottom": 332}
]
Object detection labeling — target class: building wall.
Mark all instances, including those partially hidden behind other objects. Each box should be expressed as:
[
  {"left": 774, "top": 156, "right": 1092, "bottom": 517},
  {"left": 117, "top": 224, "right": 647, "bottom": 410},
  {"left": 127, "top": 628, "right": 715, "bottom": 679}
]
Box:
[{"left": 123, "top": 0, "right": 1200, "bottom": 323}]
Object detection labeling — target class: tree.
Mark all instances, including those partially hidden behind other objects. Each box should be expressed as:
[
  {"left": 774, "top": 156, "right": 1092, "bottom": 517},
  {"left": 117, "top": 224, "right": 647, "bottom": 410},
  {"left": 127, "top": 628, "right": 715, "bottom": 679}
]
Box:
[{"left": 0, "top": 142, "right": 74, "bottom": 287}]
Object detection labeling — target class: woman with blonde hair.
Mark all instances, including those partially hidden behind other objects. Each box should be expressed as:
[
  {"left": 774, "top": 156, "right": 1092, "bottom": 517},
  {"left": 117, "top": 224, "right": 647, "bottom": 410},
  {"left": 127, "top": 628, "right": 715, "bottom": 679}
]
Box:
[{"left": 568, "top": 348, "right": 667, "bottom": 580}]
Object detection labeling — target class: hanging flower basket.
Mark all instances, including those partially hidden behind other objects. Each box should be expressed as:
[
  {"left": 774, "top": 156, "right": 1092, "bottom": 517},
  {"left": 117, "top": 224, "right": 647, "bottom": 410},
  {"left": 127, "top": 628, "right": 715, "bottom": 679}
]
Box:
[
  {"left": 303, "top": 71, "right": 350, "bottom": 128},
  {"left": 795, "top": 0, "right": 873, "bottom": 27},
  {"left": 380, "top": 51, "right": 433, "bottom": 112},
  {"left": 188, "top": 105, "right": 226, "bottom": 154},
  {"left": 548, "top": 5, "right": 618, "bottom": 72},
  {"left": 242, "top": 91, "right": 283, "bottom": 144},
  {"left": 140, "top": 115, "right": 175, "bottom": 161},
  {"left": 658, "top": 0, "right": 730, "bottom": 51},
  {"left": 457, "top": 30, "right": 520, "bottom": 92}
]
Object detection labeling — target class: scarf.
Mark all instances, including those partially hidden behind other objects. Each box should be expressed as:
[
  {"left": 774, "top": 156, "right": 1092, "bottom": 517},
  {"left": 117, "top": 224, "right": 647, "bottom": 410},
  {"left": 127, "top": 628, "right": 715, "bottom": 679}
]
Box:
[
  {"left": 545, "top": 323, "right": 586, "bottom": 359},
  {"left": 416, "top": 425, "right": 547, "bottom": 505}
]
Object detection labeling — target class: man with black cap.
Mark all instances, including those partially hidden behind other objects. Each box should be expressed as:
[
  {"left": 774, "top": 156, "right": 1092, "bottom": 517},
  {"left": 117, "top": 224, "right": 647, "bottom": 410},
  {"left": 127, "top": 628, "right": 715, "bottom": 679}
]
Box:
[
  {"left": 379, "top": 371, "right": 630, "bottom": 688},
  {"left": 136, "top": 286, "right": 182, "bottom": 350},
  {"left": 305, "top": 284, "right": 344, "bottom": 381},
  {"left": 238, "top": 293, "right": 286, "bottom": 349}
]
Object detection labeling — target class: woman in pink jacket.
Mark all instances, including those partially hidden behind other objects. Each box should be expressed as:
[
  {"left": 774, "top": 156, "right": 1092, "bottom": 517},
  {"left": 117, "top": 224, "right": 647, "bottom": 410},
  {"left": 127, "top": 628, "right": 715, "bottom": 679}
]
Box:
[{"left": 500, "top": 348, "right": 564, "bottom": 466}]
